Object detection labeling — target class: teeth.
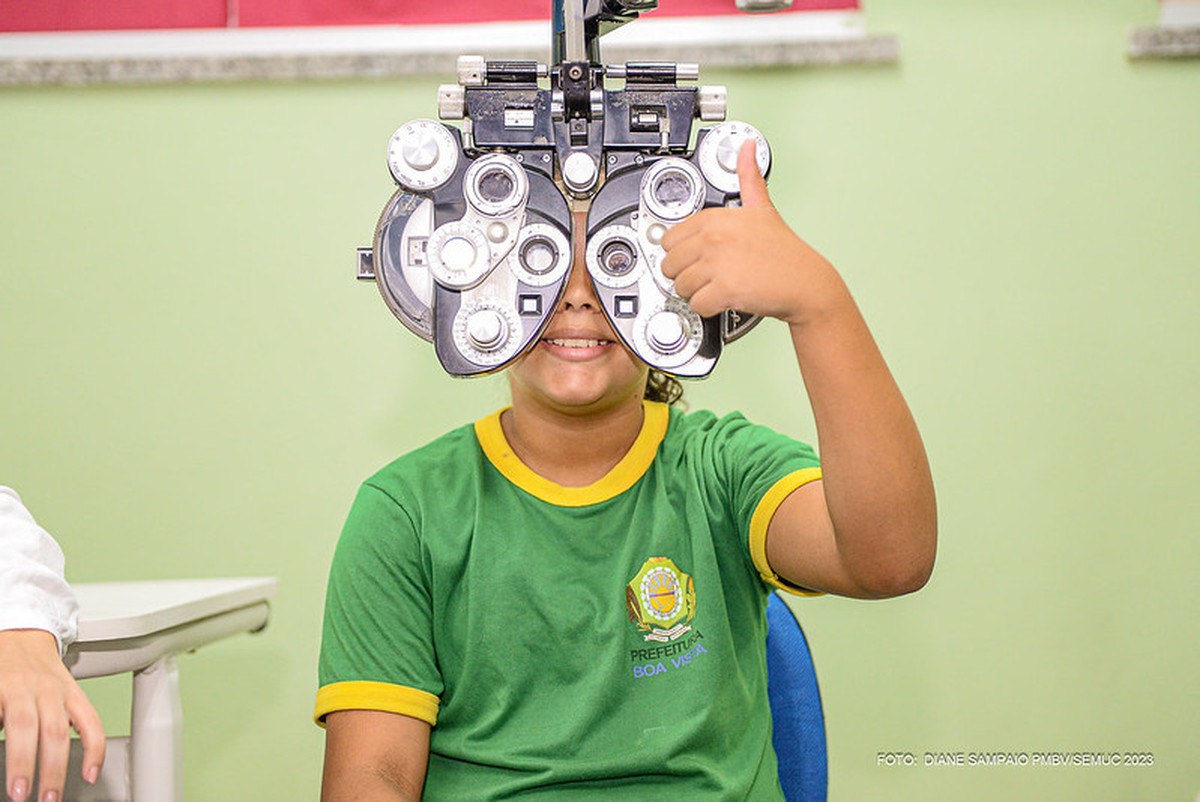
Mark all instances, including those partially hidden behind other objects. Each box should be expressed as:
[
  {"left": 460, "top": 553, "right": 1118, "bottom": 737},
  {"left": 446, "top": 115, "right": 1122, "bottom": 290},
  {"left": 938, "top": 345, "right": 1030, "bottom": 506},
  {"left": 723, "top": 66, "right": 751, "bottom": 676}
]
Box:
[{"left": 547, "top": 338, "right": 607, "bottom": 348}]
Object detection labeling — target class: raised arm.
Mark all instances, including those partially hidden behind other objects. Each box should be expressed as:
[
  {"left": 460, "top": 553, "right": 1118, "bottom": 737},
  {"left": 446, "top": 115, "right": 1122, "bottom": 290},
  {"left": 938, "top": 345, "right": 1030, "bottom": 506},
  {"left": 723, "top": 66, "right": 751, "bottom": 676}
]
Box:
[
  {"left": 321, "top": 710, "right": 431, "bottom": 802},
  {"left": 660, "top": 143, "right": 937, "bottom": 599}
]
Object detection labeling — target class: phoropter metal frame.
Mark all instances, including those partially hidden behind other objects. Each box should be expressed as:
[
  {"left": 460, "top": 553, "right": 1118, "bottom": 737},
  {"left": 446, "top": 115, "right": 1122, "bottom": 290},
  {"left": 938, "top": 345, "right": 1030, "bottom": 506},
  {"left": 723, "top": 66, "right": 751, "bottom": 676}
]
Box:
[{"left": 357, "top": 0, "right": 773, "bottom": 378}]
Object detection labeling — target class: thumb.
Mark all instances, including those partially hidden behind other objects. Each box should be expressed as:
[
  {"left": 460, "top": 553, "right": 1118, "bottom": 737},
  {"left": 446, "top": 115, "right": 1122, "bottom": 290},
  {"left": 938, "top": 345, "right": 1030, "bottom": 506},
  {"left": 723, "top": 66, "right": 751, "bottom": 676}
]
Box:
[{"left": 736, "top": 137, "right": 771, "bottom": 208}]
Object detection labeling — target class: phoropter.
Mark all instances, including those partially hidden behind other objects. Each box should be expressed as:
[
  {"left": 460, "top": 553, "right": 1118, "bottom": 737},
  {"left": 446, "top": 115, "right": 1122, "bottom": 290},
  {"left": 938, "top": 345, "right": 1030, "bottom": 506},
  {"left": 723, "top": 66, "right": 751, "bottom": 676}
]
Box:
[{"left": 357, "top": 0, "right": 778, "bottom": 377}]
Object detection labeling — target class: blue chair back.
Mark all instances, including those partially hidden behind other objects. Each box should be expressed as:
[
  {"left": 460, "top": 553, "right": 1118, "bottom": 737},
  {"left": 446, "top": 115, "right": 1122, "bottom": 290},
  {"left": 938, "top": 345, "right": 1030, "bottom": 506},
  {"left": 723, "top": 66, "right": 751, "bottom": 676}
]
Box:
[{"left": 766, "top": 592, "right": 828, "bottom": 802}]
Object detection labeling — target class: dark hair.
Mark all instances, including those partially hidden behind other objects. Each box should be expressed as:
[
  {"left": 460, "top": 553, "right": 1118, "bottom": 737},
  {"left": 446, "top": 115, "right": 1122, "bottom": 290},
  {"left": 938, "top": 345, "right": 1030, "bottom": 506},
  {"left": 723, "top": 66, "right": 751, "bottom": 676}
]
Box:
[{"left": 644, "top": 369, "right": 684, "bottom": 406}]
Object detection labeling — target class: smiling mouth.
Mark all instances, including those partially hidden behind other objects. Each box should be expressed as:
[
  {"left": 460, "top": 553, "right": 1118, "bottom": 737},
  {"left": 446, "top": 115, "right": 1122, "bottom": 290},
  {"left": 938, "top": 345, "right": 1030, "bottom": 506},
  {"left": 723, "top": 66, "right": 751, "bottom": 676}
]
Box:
[{"left": 543, "top": 337, "right": 613, "bottom": 348}]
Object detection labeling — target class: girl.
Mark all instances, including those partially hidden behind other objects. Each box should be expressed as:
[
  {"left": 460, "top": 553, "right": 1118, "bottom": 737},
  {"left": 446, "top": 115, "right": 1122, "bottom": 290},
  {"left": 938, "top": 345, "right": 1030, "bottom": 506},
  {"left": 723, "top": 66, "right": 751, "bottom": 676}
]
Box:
[{"left": 316, "top": 141, "right": 937, "bottom": 800}]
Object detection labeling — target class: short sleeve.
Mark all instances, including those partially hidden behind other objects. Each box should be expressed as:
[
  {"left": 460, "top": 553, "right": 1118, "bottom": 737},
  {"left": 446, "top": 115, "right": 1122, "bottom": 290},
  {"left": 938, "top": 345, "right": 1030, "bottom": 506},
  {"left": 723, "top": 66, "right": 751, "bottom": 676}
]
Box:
[
  {"left": 692, "top": 413, "right": 823, "bottom": 595},
  {"left": 315, "top": 482, "right": 442, "bottom": 727}
]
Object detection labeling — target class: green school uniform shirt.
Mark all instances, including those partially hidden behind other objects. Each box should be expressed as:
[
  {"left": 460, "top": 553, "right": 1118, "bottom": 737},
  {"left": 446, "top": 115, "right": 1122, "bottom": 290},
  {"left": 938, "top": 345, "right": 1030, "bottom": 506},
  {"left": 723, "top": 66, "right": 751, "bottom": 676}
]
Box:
[{"left": 316, "top": 401, "right": 821, "bottom": 799}]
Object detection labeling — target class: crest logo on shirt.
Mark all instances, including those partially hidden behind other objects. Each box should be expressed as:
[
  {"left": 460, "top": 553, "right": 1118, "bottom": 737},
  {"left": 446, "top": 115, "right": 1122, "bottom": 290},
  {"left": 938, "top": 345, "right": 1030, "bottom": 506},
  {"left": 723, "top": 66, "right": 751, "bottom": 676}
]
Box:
[{"left": 626, "top": 557, "right": 696, "bottom": 642}]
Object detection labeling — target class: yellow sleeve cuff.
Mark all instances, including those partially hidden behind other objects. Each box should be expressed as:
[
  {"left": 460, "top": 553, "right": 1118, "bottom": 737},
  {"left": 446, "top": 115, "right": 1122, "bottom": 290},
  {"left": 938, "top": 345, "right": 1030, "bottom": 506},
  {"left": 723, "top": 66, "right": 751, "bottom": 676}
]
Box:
[
  {"left": 748, "top": 467, "right": 825, "bottom": 596},
  {"left": 314, "top": 680, "right": 440, "bottom": 728}
]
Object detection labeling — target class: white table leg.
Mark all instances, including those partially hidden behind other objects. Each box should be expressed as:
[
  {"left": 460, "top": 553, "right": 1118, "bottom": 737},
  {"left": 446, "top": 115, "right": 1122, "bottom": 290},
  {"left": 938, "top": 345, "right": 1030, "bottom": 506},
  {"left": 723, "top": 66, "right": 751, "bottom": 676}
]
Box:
[{"left": 130, "top": 654, "right": 182, "bottom": 802}]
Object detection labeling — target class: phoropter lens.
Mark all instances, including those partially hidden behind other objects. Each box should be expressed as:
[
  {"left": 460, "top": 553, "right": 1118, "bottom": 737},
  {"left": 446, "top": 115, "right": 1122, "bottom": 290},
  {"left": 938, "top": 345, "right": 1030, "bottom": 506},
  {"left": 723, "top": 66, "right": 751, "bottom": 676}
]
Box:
[
  {"left": 520, "top": 237, "right": 557, "bottom": 275},
  {"left": 477, "top": 168, "right": 516, "bottom": 204},
  {"left": 642, "top": 158, "right": 704, "bottom": 222},
  {"left": 652, "top": 170, "right": 694, "bottom": 208},
  {"left": 600, "top": 240, "right": 637, "bottom": 276}
]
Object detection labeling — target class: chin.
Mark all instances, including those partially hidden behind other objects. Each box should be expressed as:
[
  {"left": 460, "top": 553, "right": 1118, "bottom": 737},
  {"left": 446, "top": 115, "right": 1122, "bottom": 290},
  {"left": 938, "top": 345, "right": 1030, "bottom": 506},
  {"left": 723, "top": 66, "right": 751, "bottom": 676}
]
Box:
[
  {"left": 509, "top": 360, "right": 648, "bottom": 414},
  {"left": 542, "top": 383, "right": 631, "bottom": 413}
]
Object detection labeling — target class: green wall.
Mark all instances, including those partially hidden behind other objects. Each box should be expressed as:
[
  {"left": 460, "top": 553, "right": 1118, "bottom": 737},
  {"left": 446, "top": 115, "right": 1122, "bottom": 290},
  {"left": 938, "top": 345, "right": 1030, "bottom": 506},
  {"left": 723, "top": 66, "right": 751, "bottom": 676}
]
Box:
[{"left": 2, "top": 1, "right": 1197, "bottom": 799}]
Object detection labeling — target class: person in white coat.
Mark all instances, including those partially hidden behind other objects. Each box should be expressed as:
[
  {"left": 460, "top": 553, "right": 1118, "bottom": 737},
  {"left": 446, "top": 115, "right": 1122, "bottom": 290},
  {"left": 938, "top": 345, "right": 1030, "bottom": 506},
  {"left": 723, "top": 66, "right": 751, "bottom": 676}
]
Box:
[{"left": 1, "top": 487, "right": 105, "bottom": 802}]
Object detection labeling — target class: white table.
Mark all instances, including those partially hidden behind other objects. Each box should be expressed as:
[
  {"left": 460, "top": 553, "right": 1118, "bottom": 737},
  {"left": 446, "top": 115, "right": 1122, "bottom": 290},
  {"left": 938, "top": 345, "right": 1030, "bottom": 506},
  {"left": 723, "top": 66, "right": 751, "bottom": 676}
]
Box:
[{"left": 2, "top": 577, "right": 277, "bottom": 802}]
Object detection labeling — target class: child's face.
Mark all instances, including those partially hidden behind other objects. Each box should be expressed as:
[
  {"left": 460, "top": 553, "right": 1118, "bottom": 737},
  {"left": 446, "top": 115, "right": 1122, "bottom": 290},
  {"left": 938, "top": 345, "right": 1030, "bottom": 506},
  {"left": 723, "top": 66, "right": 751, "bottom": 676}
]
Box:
[{"left": 506, "top": 211, "right": 649, "bottom": 414}]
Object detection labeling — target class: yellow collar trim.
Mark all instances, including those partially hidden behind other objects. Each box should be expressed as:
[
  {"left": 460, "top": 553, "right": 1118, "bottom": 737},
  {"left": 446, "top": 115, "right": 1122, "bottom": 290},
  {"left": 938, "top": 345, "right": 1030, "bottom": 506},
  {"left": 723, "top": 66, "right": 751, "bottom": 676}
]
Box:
[{"left": 474, "top": 401, "right": 669, "bottom": 507}]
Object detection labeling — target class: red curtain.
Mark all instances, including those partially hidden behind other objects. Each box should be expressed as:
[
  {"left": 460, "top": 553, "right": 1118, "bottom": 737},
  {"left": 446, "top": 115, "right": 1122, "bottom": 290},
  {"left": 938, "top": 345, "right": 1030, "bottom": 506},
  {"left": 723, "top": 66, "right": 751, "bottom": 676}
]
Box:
[{"left": 3, "top": 0, "right": 858, "bottom": 33}]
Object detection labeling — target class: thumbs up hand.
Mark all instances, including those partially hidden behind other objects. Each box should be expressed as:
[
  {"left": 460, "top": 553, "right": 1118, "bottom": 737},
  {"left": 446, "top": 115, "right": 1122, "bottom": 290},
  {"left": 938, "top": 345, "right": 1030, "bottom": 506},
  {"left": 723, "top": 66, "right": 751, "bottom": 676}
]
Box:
[
  {"left": 731, "top": 135, "right": 772, "bottom": 209},
  {"left": 660, "top": 138, "right": 843, "bottom": 327}
]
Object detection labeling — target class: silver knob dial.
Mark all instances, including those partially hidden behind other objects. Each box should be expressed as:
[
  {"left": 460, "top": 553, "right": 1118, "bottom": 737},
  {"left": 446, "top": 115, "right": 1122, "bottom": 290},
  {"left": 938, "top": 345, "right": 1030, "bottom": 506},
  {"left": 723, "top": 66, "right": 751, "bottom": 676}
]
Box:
[
  {"left": 387, "top": 119, "right": 459, "bottom": 191},
  {"left": 466, "top": 308, "right": 508, "bottom": 351},
  {"left": 696, "top": 121, "right": 770, "bottom": 195},
  {"left": 452, "top": 299, "right": 522, "bottom": 367},
  {"left": 562, "top": 151, "right": 599, "bottom": 194},
  {"left": 647, "top": 310, "right": 687, "bottom": 354},
  {"left": 427, "top": 223, "right": 491, "bottom": 289}
]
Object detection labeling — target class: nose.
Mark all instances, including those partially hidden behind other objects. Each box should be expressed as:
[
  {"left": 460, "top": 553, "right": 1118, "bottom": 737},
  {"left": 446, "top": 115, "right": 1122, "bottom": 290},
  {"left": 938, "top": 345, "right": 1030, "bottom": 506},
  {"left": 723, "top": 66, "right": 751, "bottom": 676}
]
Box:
[{"left": 559, "top": 210, "right": 599, "bottom": 311}]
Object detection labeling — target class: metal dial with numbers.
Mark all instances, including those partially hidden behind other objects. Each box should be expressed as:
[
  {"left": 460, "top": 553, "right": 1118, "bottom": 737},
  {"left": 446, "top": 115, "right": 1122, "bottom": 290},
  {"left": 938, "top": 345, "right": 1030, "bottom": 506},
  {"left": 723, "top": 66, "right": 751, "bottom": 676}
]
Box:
[
  {"left": 696, "top": 121, "right": 770, "bottom": 195},
  {"left": 387, "top": 119, "right": 460, "bottom": 191}
]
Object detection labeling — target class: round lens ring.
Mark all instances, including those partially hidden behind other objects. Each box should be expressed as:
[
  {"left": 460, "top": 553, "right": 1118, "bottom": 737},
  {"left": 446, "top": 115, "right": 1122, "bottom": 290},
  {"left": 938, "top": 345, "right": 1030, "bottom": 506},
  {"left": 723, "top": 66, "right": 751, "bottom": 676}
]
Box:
[
  {"left": 477, "top": 167, "right": 516, "bottom": 205},
  {"left": 600, "top": 239, "right": 637, "bottom": 277},
  {"left": 641, "top": 158, "right": 705, "bottom": 222},
  {"left": 652, "top": 170, "right": 694, "bottom": 209},
  {"left": 465, "top": 154, "right": 529, "bottom": 218},
  {"left": 512, "top": 223, "right": 570, "bottom": 287},
  {"left": 586, "top": 224, "right": 643, "bottom": 289},
  {"left": 520, "top": 236, "right": 557, "bottom": 275}
]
